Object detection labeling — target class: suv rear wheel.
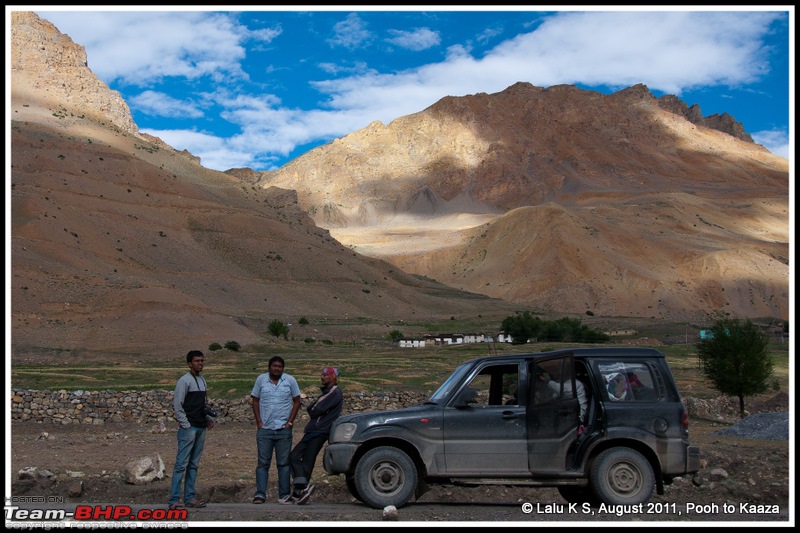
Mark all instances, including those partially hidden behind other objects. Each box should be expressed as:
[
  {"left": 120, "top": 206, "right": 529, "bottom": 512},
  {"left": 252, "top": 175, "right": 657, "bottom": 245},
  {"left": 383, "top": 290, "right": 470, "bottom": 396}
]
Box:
[
  {"left": 354, "top": 446, "right": 418, "bottom": 509},
  {"left": 589, "top": 447, "right": 654, "bottom": 505}
]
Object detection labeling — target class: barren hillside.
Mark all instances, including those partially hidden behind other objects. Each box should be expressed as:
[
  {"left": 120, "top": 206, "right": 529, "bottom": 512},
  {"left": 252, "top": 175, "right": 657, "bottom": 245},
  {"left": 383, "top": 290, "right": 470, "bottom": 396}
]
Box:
[{"left": 9, "top": 11, "right": 519, "bottom": 359}]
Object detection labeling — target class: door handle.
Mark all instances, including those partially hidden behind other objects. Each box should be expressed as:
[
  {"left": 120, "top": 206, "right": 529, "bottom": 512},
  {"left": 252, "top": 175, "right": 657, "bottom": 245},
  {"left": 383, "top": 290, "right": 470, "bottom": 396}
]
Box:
[{"left": 501, "top": 411, "right": 518, "bottom": 419}]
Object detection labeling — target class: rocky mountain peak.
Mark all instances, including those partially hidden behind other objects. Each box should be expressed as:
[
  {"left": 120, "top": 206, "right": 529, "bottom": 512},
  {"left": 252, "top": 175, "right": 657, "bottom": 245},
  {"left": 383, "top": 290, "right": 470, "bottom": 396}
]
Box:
[
  {"left": 656, "top": 93, "right": 753, "bottom": 143},
  {"left": 10, "top": 11, "right": 138, "bottom": 136}
]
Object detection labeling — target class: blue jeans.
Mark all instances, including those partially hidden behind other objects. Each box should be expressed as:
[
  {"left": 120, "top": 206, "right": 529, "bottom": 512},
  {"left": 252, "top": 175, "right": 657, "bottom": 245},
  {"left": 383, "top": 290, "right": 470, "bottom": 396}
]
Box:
[
  {"left": 254, "top": 427, "right": 293, "bottom": 500},
  {"left": 169, "top": 426, "right": 206, "bottom": 505}
]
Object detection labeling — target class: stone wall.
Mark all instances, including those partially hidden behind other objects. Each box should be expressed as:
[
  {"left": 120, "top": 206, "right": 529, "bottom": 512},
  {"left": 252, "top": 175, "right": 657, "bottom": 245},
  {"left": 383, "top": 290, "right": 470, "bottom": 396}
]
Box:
[
  {"left": 9, "top": 389, "right": 429, "bottom": 426},
  {"left": 11, "top": 388, "right": 786, "bottom": 426}
]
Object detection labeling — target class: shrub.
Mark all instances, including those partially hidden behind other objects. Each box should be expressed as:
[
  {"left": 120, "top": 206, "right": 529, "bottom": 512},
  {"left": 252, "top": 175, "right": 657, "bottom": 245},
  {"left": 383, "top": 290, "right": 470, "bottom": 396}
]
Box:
[
  {"left": 224, "top": 341, "right": 241, "bottom": 352},
  {"left": 208, "top": 342, "right": 222, "bottom": 351},
  {"left": 387, "top": 330, "right": 404, "bottom": 341},
  {"left": 299, "top": 317, "right": 309, "bottom": 325}
]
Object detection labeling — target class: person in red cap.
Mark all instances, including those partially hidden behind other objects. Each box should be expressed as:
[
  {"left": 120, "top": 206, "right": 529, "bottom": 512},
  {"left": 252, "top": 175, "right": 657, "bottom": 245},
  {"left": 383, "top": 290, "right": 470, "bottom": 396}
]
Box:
[{"left": 287, "top": 366, "right": 344, "bottom": 504}]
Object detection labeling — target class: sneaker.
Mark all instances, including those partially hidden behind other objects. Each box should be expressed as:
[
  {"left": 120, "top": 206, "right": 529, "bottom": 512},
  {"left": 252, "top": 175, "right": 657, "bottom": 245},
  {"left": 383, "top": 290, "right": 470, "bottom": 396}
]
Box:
[
  {"left": 296, "top": 484, "right": 315, "bottom": 505},
  {"left": 277, "top": 495, "right": 296, "bottom": 505}
]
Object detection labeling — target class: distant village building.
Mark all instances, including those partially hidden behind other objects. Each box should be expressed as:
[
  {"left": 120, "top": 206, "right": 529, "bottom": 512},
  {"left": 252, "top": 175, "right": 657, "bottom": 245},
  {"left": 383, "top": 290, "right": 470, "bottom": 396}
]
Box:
[
  {"left": 463, "top": 333, "right": 485, "bottom": 343},
  {"left": 398, "top": 338, "right": 426, "bottom": 348},
  {"left": 699, "top": 330, "right": 715, "bottom": 340},
  {"left": 397, "top": 332, "right": 497, "bottom": 348}
]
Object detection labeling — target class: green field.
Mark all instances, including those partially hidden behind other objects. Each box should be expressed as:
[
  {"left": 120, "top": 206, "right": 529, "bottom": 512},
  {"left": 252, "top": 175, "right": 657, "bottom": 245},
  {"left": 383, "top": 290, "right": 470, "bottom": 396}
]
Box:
[{"left": 11, "top": 335, "right": 790, "bottom": 402}]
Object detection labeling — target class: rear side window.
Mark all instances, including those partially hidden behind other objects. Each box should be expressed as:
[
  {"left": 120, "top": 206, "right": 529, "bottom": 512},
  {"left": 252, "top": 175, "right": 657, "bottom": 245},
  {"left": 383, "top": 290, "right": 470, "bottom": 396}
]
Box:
[{"left": 597, "top": 362, "right": 658, "bottom": 402}]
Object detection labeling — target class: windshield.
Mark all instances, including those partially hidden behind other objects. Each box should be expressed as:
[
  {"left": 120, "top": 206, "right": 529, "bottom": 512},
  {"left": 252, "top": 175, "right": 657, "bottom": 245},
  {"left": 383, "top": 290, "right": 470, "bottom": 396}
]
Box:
[{"left": 428, "top": 362, "right": 473, "bottom": 403}]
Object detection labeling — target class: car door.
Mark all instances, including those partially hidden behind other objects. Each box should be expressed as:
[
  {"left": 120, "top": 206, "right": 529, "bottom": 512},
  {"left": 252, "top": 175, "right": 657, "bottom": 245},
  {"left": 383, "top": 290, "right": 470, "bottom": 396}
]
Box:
[
  {"left": 442, "top": 361, "right": 527, "bottom": 474},
  {"left": 527, "top": 355, "right": 580, "bottom": 474}
]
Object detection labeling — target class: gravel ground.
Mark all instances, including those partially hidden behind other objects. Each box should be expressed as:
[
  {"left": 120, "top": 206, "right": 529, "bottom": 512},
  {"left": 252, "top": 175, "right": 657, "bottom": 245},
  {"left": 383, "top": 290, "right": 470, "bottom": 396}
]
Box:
[
  {"left": 10, "top": 395, "right": 791, "bottom": 524},
  {"left": 713, "top": 412, "right": 790, "bottom": 441}
]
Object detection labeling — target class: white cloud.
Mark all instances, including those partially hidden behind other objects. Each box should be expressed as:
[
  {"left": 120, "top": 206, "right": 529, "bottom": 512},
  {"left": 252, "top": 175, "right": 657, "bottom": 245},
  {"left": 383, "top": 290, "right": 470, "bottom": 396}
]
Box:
[
  {"left": 386, "top": 28, "right": 441, "bottom": 51},
  {"left": 327, "top": 13, "right": 373, "bottom": 50},
  {"left": 130, "top": 91, "right": 204, "bottom": 119},
  {"left": 473, "top": 11, "right": 775, "bottom": 94},
  {"left": 476, "top": 26, "right": 503, "bottom": 46},
  {"left": 249, "top": 25, "right": 282, "bottom": 44},
  {"left": 142, "top": 128, "right": 261, "bottom": 171},
  {"left": 752, "top": 129, "right": 790, "bottom": 159},
  {"left": 38, "top": 11, "right": 250, "bottom": 85}
]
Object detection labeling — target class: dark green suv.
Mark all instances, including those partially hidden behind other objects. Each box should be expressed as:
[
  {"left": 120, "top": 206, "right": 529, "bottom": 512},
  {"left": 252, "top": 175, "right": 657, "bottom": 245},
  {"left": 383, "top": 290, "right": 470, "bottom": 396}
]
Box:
[{"left": 323, "top": 347, "right": 701, "bottom": 509}]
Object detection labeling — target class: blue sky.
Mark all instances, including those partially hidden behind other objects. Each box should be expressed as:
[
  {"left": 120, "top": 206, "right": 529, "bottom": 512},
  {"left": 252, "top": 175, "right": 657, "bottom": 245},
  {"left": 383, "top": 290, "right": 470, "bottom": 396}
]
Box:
[{"left": 17, "top": 6, "right": 795, "bottom": 172}]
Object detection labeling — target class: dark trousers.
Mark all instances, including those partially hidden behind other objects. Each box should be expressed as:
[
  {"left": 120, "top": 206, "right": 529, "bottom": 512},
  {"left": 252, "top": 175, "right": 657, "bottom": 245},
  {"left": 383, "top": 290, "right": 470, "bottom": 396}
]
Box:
[{"left": 289, "top": 432, "right": 328, "bottom": 490}]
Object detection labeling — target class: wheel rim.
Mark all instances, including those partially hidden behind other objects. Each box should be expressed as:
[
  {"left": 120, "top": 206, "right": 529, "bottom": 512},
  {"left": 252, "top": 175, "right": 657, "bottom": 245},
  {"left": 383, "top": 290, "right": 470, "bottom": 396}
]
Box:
[
  {"left": 607, "top": 461, "right": 642, "bottom": 497},
  {"left": 369, "top": 459, "right": 404, "bottom": 496}
]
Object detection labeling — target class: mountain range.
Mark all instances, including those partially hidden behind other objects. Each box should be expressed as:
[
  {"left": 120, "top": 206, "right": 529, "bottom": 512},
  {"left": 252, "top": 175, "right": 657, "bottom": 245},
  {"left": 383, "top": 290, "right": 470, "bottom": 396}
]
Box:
[
  {"left": 9, "top": 11, "right": 789, "bottom": 359},
  {"left": 241, "top": 73, "right": 789, "bottom": 322}
]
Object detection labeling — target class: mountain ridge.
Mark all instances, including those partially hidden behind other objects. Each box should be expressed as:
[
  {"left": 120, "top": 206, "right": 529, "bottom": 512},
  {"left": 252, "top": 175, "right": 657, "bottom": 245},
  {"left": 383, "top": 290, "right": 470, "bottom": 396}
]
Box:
[{"left": 253, "top": 80, "right": 787, "bottom": 321}]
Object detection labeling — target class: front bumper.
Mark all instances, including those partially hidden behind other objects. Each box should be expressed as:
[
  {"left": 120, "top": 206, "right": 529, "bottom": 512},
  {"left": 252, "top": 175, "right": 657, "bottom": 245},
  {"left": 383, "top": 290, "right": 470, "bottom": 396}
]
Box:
[{"left": 323, "top": 443, "right": 359, "bottom": 475}]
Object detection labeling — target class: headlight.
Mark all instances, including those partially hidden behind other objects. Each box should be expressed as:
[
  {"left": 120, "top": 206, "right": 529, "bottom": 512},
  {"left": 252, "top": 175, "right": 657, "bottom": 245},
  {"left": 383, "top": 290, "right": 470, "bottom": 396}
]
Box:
[{"left": 331, "top": 422, "right": 357, "bottom": 442}]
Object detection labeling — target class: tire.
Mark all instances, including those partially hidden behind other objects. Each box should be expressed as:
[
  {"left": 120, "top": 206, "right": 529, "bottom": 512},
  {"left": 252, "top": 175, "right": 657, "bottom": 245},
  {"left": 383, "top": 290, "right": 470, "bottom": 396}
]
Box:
[
  {"left": 345, "top": 474, "right": 363, "bottom": 502},
  {"left": 557, "top": 485, "right": 598, "bottom": 506},
  {"left": 415, "top": 478, "right": 430, "bottom": 500},
  {"left": 353, "top": 446, "right": 418, "bottom": 509},
  {"left": 589, "top": 447, "right": 654, "bottom": 505}
]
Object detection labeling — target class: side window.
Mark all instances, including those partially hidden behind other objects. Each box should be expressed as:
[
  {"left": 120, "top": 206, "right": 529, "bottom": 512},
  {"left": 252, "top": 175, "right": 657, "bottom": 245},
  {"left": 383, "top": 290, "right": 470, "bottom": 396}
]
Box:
[
  {"left": 501, "top": 371, "right": 519, "bottom": 405},
  {"left": 456, "top": 363, "right": 519, "bottom": 407},
  {"left": 597, "top": 362, "right": 657, "bottom": 402},
  {"left": 531, "top": 358, "right": 574, "bottom": 406}
]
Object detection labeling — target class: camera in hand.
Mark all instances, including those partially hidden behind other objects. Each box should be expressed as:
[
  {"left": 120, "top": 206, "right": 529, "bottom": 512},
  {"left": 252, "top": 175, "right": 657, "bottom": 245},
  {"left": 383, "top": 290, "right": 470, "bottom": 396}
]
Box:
[{"left": 204, "top": 405, "right": 219, "bottom": 418}]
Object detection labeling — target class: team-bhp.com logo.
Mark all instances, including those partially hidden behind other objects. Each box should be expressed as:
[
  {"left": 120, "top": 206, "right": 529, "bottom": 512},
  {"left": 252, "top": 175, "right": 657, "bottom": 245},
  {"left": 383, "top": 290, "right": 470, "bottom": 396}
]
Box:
[{"left": 5, "top": 497, "right": 188, "bottom": 528}]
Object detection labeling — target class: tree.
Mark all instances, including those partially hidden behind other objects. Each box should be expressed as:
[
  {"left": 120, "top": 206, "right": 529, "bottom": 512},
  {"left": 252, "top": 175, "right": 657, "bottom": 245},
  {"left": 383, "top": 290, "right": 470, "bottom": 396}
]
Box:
[
  {"left": 696, "top": 318, "right": 773, "bottom": 418},
  {"left": 500, "top": 312, "right": 608, "bottom": 344},
  {"left": 501, "top": 311, "right": 543, "bottom": 344},
  {"left": 224, "top": 340, "right": 241, "bottom": 351},
  {"left": 268, "top": 319, "right": 289, "bottom": 339}
]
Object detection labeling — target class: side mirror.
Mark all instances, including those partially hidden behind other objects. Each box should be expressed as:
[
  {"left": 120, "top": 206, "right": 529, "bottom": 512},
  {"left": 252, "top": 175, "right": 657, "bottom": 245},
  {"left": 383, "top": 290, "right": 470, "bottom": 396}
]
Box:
[{"left": 454, "top": 387, "right": 479, "bottom": 408}]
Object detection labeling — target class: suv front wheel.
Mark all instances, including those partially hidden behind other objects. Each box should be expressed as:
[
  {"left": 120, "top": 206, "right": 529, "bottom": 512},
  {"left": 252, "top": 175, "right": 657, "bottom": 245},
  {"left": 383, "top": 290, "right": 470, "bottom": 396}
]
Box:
[
  {"left": 589, "top": 447, "right": 654, "bottom": 505},
  {"left": 354, "top": 446, "right": 418, "bottom": 509}
]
